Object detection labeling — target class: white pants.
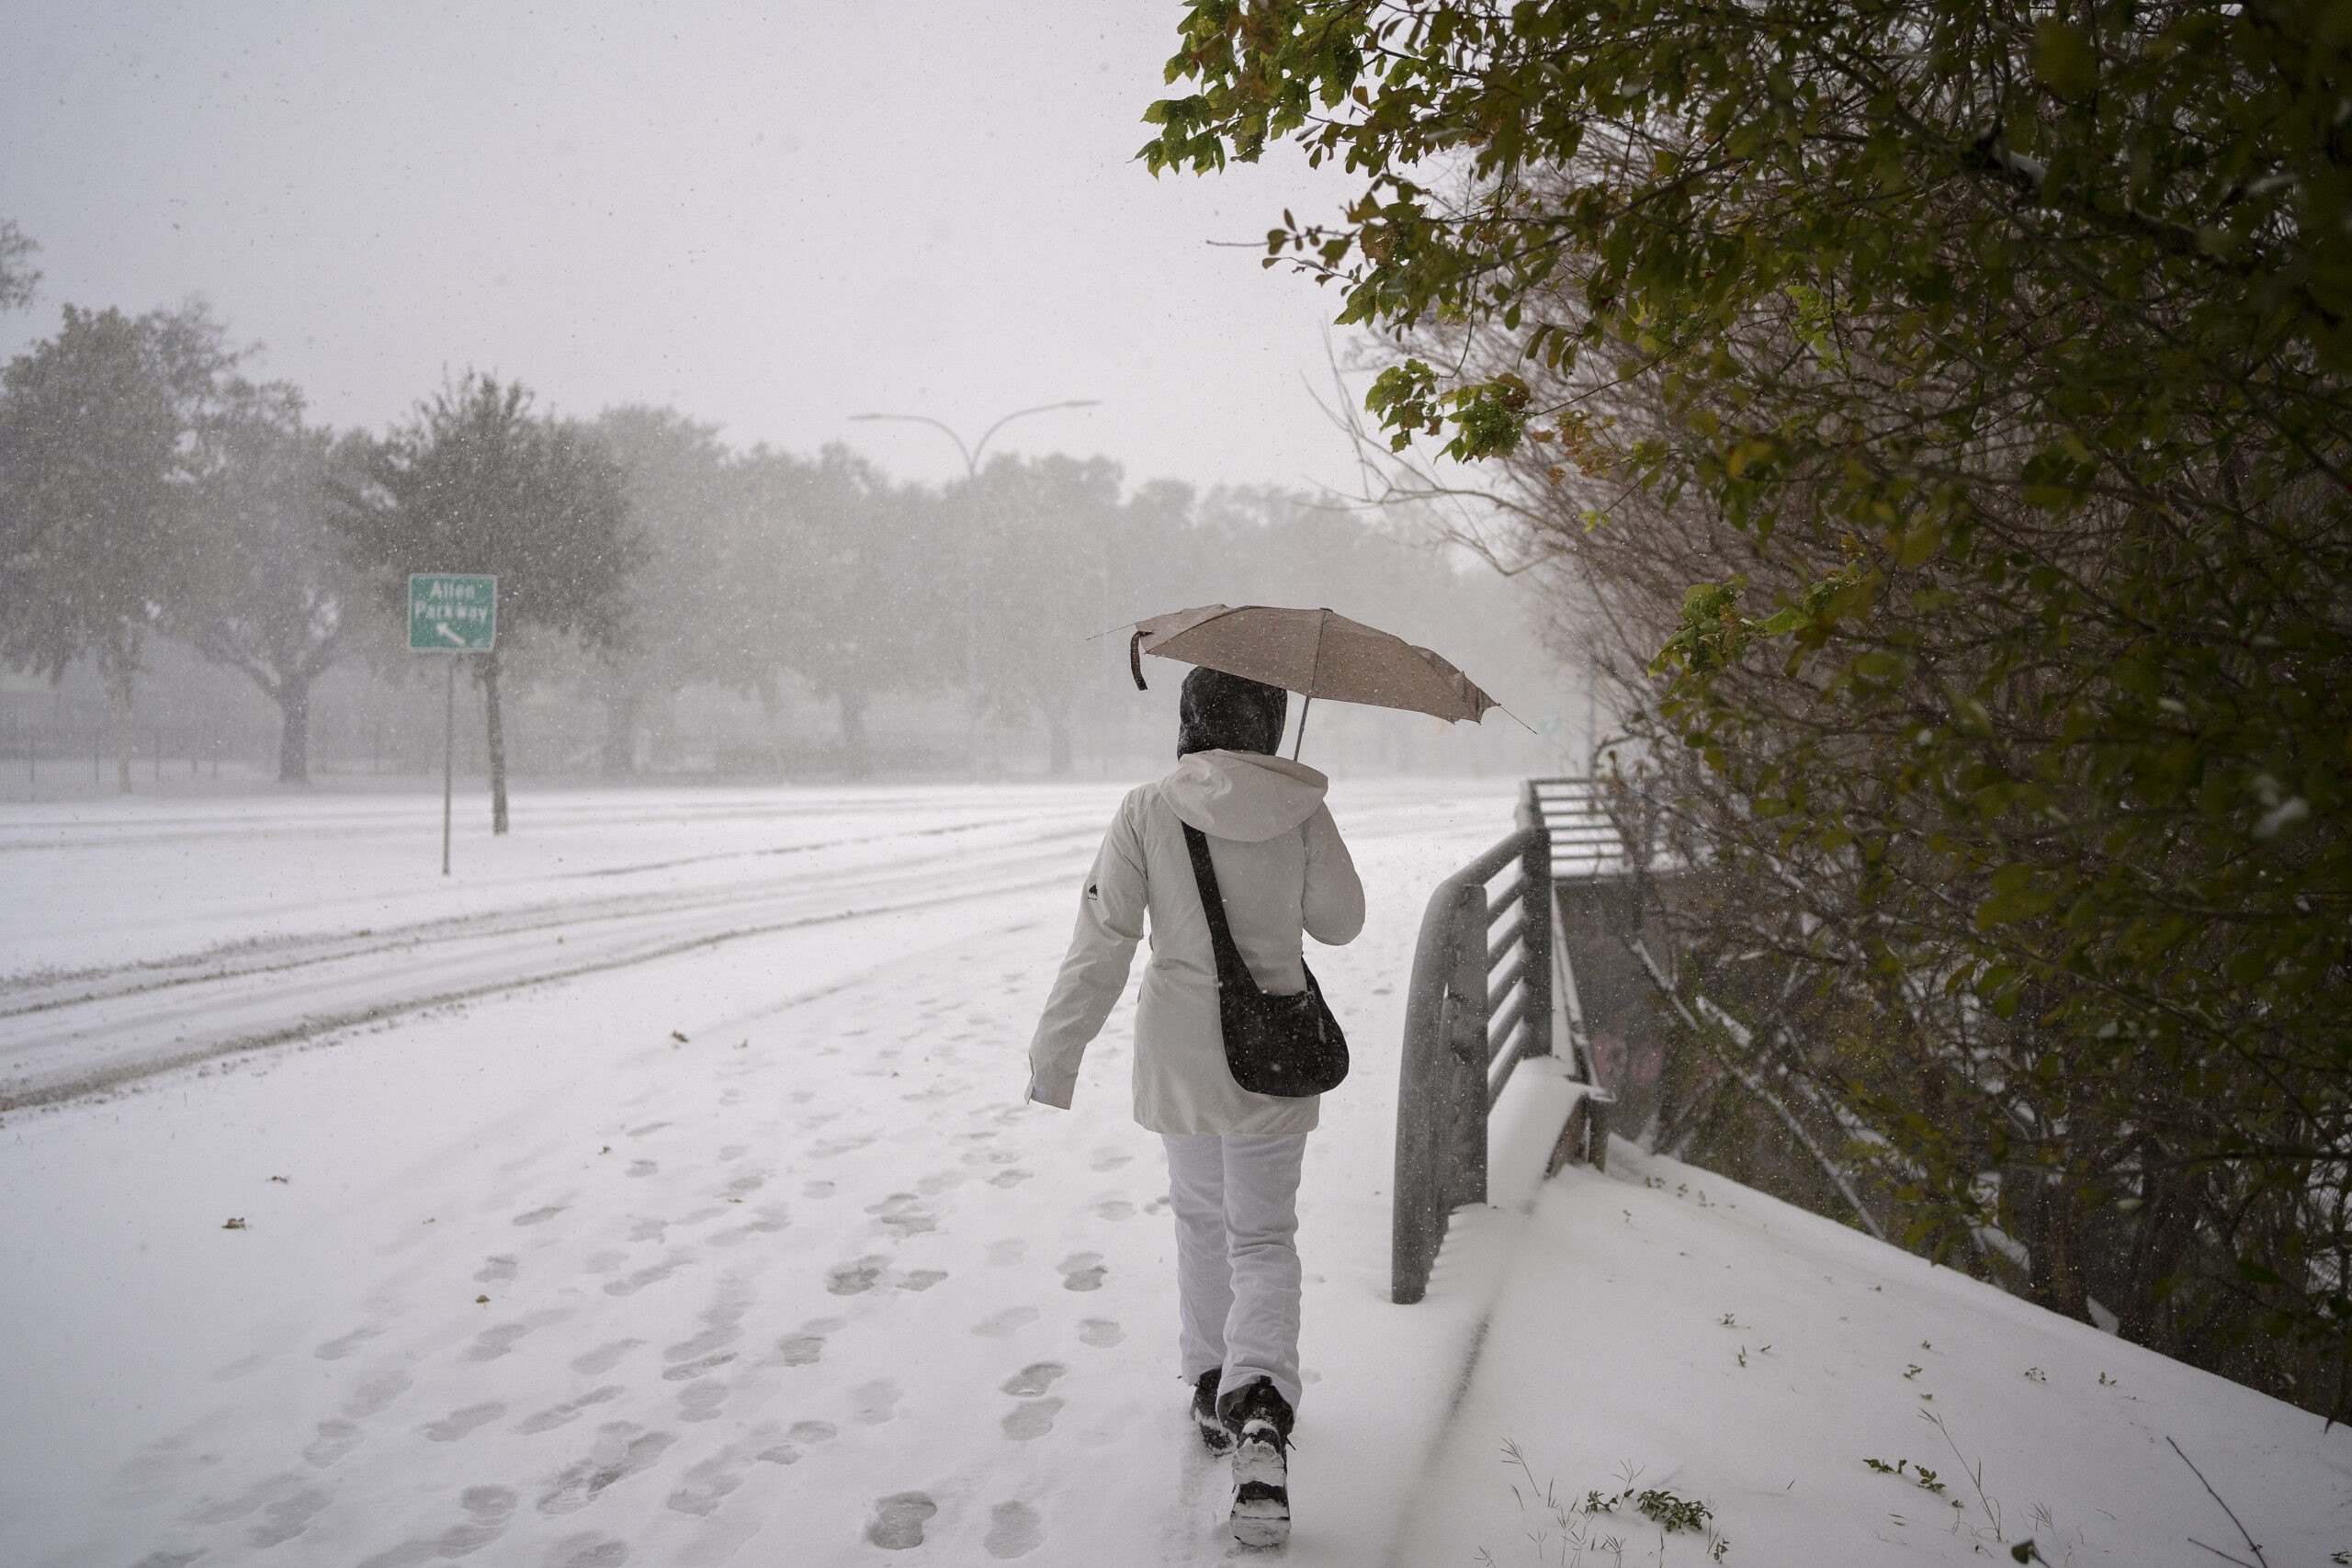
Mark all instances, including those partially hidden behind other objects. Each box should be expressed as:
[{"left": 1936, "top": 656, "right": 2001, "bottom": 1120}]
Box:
[{"left": 1162, "top": 1133, "right": 1306, "bottom": 1412}]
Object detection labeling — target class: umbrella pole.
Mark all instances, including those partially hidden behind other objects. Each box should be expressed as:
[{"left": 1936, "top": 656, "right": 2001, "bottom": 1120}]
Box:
[{"left": 1292, "top": 694, "right": 1312, "bottom": 761}]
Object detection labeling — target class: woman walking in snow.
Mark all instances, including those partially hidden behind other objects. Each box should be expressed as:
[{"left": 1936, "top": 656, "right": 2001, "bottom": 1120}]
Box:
[{"left": 1026, "top": 666, "right": 1364, "bottom": 1548}]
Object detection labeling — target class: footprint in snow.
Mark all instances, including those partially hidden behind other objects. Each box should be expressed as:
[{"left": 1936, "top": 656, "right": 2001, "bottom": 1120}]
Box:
[
  {"left": 988, "top": 1238, "right": 1029, "bottom": 1267},
  {"left": 707, "top": 1206, "right": 790, "bottom": 1247},
  {"left": 313, "top": 1323, "right": 384, "bottom": 1361},
  {"left": 852, "top": 1380, "right": 902, "bottom": 1425},
  {"left": 757, "top": 1420, "right": 839, "bottom": 1466},
  {"left": 676, "top": 1381, "right": 729, "bottom": 1423},
  {"left": 405, "top": 1485, "right": 516, "bottom": 1559},
  {"left": 341, "top": 1367, "right": 413, "bottom": 1418},
  {"left": 866, "top": 1492, "right": 937, "bottom": 1550},
  {"left": 421, "top": 1402, "right": 507, "bottom": 1442},
  {"left": 803, "top": 1179, "right": 836, "bottom": 1199},
  {"left": 971, "top": 1306, "right": 1040, "bottom": 1338},
  {"left": 628, "top": 1218, "right": 668, "bottom": 1243},
  {"left": 661, "top": 1352, "right": 737, "bottom": 1382},
  {"left": 473, "top": 1254, "right": 519, "bottom": 1286},
  {"left": 247, "top": 1488, "right": 334, "bottom": 1550},
  {"left": 775, "top": 1315, "right": 845, "bottom": 1367},
  {"left": 1092, "top": 1199, "right": 1136, "bottom": 1222},
  {"left": 512, "top": 1205, "right": 567, "bottom": 1227},
  {"left": 512, "top": 1385, "right": 624, "bottom": 1436},
  {"left": 986, "top": 1500, "right": 1046, "bottom": 1559},
  {"left": 537, "top": 1424, "right": 677, "bottom": 1515},
  {"left": 987, "top": 1168, "right": 1034, "bottom": 1188},
  {"left": 665, "top": 1311, "right": 748, "bottom": 1363},
  {"left": 304, "top": 1417, "right": 361, "bottom": 1466},
  {"left": 626, "top": 1161, "right": 657, "bottom": 1179},
  {"left": 570, "top": 1338, "right": 642, "bottom": 1376},
  {"left": 916, "top": 1168, "right": 967, "bottom": 1195},
  {"left": 1000, "top": 1361, "right": 1066, "bottom": 1396},
  {"left": 867, "top": 1193, "right": 936, "bottom": 1236},
  {"left": 811, "top": 1134, "right": 877, "bottom": 1159},
  {"left": 1057, "top": 1253, "right": 1108, "bottom": 1292},
  {"left": 604, "top": 1258, "right": 683, "bottom": 1297},
  {"left": 1078, "top": 1318, "right": 1125, "bottom": 1348},
  {"left": 467, "top": 1308, "right": 574, "bottom": 1362},
  {"left": 628, "top": 1122, "right": 670, "bottom": 1137},
  {"left": 826, "top": 1257, "right": 888, "bottom": 1295},
  {"left": 546, "top": 1532, "right": 628, "bottom": 1568},
  {"left": 1001, "top": 1397, "right": 1063, "bottom": 1440},
  {"left": 1090, "top": 1149, "right": 1132, "bottom": 1172},
  {"left": 665, "top": 1450, "right": 745, "bottom": 1516}
]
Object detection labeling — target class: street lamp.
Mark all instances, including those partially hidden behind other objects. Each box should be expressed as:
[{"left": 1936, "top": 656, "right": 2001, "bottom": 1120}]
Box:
[
  {"left": 846, "top": 400, "right": 1102, "bottom": 750},
  {"left": 848, "top": 399, "right": 1101, "bottom": 481}
]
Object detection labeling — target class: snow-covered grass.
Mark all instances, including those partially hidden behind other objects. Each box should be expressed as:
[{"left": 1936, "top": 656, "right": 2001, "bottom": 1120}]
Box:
[
  {"left": 5, "top": 780, "right": 2343, "bottom": 1567},
  {"left": 1406, "top": 1140, "right": 2352, "bottom": 1566}
]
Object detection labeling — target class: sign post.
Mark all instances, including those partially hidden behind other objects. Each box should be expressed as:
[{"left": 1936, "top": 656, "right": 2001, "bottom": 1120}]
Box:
[{"left": 408, "top": 574, "right": 497, "bottom": 875}]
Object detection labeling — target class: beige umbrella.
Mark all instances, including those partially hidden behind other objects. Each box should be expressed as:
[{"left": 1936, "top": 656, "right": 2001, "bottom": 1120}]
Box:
[{"left": 1128, "top": 604, "right": 1502, "bottom": 758}]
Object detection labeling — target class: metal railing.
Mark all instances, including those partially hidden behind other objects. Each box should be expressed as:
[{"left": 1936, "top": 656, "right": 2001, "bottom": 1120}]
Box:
[{"left": 1391, "top": 777, "right": 1622, "bottom": 1304}]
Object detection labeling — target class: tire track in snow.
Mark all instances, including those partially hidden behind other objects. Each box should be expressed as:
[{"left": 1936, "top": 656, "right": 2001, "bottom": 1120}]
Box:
[
  {"left": 0, "top": 816, "right": 1073, "bottom": 1010},
  {"left": 0, "top": 850, "right": 1088, "bottom": 1115}
]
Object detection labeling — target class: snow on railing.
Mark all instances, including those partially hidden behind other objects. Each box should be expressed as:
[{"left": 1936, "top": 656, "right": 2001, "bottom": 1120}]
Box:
[{"left": 1390, "top": 778, "right": 1623, "bottom": 1304}]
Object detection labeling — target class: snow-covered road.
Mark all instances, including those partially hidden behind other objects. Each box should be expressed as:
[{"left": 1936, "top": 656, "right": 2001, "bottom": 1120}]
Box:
[{"left": 0, "top": 781, "right": 1527, "bottom": 1566}]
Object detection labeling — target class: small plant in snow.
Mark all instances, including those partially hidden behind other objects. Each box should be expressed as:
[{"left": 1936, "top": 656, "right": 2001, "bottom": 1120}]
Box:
[
  {"left": 2023, "top": 1366, "right": 2047, "bottom": 1382},
  {"left": 1493, "top": 1447, "right": 1727, "bottom": 1563},
  {"left": 1586, "top": 1479, "right": 1729, "bottom": 1557},
  {"left": 1861, "top": 1457, "right": 1946, "bottom": 1495}
]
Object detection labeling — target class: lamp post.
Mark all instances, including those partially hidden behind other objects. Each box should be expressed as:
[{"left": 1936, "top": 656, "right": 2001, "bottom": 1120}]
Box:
[
  {"left": 848, "top": 400, "right": 1100, "bottom": 705},
  {"left": 849, "top": 399, "right": 1101, "bottom": 483}
]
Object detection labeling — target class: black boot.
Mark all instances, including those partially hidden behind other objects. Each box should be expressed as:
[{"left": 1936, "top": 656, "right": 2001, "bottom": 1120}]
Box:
[
  {"left": 1190, "top": 1369, "right": 1235, "bottom": 1454},
  {"left": 1217, "top": 1378, "right": 1293, "bottom": 1548}
]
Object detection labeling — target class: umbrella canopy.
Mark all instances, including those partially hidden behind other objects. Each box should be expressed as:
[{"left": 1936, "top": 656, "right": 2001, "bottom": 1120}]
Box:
[{"left": 1128, "top": 604, "right": 1499, "bottom": 725}]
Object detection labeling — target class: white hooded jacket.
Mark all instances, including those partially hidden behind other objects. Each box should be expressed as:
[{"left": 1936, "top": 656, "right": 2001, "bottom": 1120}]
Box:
[{"left": 1028, "top": 749, "right": 1365, "bottom": 1134}]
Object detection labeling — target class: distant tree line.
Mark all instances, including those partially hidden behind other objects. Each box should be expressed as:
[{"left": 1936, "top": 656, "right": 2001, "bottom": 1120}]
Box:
[
  {"left": 1150, "top": 2, "right": 2352, "bottom": 1416},
  {"left": 0, "top": 230, "right": 1543, "bottom": 820}
]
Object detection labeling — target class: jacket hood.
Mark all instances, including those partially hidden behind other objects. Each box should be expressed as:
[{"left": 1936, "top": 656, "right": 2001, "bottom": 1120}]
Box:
[{"left": 1161, "top": 749, "right": 1329, "bottom": 842}]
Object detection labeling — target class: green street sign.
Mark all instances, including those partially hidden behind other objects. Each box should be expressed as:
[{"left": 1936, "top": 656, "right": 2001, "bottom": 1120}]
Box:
[{"left": 409, "top": 573, "right": 497, "bottom": 651}]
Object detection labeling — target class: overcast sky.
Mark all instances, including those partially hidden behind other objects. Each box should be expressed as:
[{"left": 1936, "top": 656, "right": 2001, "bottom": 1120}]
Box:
[{"left": 0, "top": 2, "right": 1378, "bottom": 491}]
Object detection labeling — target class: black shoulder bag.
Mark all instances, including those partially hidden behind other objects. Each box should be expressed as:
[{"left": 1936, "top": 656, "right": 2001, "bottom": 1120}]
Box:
[{"left": 1181, "top": 823, "right": 1350, "bottom": 1098}]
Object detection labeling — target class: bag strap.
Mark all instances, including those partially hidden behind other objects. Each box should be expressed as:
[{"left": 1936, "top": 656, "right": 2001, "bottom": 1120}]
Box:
[{"left": 1181, "top": 822, "right": 1261, "bottom": 999}]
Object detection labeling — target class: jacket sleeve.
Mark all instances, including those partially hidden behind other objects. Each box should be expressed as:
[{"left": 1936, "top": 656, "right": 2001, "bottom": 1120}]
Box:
[
  {"left": 1301, "top": 804, "right": 1365, "bottom": 946},
  {"left": 1027, "top": 793, "right": 1149, "bottom": 1107}
]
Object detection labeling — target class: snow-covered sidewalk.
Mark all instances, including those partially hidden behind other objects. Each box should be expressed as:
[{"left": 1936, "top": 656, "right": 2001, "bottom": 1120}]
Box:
[
  {"left": 2, "top": 779, "right": 1546, "bottom": 1566},
  {"left": 15, "top": 780, "right": 2338, "bottom": 1567}
]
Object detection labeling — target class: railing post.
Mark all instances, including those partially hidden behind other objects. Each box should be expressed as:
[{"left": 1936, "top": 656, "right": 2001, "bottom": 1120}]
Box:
[
  {"left": 1519, "top": 830, "right": 1554, "bottom": 1061},
  {"left": 1445, "top": 884, "right": 1489, "bottom": 1210},
  {"left": 1393, "top": 883, "right": 1464, "bottom": 1303}
]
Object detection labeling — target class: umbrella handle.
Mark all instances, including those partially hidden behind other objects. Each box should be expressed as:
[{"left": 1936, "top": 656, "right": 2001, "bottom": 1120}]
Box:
[
  {"left": 1130, "top": 631, "right": 1148, "bottom": 691},
  {"left": 1292, "top": 694, "right": 1311, "bottom": 761}
]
